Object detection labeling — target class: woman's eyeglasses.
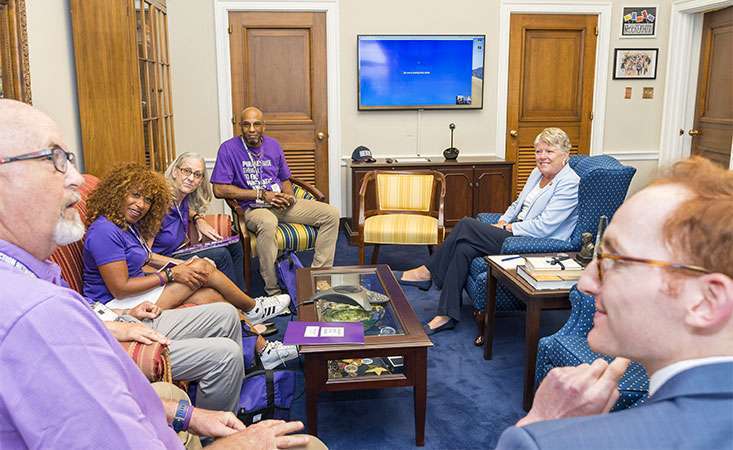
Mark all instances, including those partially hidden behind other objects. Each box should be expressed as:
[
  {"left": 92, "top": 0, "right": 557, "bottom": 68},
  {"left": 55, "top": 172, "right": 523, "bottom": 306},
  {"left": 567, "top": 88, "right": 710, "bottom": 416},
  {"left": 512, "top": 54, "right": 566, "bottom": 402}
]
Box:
[
  {"left": 595, "top": 244, "right": 711, "bottom": 282},
  {"left": 178, "top": 167, "right": 204, "bottom": 180},
  {"left": 0, "top": 147, "right": 76, "bottom": 173}
]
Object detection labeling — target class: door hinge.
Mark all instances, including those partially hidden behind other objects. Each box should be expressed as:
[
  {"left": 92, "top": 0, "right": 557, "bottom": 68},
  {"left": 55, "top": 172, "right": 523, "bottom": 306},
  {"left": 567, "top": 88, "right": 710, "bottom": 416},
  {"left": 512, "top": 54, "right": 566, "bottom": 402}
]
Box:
[
  {"left": 228, "top": 25, "right": 232, "bottom": 34},
  {"left": 589, "top": 112, "right": 594, "bottom": 121},
  {"left": 594, "top": 27, "right": 598, "bottom": 36}
]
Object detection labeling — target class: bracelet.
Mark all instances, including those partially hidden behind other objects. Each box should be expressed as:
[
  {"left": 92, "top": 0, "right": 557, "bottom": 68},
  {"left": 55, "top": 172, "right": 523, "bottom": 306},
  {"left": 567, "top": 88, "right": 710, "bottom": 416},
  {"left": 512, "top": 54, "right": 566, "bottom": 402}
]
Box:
[
  {"left": 182, "top": 404, "right": 193, "bottom": 431},
  {"left": 255, "top": 188, "right": 263, "bottom": 201},
  {"left": 164, "top": 267, "right": 175, "bottom": 283},
  {"left": 172, "top": 400, "right": 191, "bottom": 432},
  {"left": 192, "top": 213, "right": 203, "bottom": 223},
  {"left": 155, "top": 272, "right": 166, "bottom": 286}
]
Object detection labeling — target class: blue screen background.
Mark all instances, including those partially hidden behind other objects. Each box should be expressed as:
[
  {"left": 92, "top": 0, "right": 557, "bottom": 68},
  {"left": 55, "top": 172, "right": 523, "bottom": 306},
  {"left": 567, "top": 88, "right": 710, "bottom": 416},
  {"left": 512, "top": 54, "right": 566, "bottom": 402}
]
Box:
[{"left": 359, "top": 38, "right": 482, "bottom": 107}]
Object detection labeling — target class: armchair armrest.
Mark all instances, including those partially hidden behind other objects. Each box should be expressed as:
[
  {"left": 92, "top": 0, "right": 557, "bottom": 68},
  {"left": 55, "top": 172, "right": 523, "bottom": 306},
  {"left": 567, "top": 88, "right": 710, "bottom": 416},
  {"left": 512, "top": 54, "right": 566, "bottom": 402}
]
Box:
[
  {"left": 289, "top": 176, "right": 326, "bottom": 202},
  {"left": 500, "top": 236, "right": 578, "bottom": 254},
  {"left": 476, "top": 212, "right": 502, "bottom": 224},
  {"left": 118, "top": 341, "right": 172, "bottom": 383}
]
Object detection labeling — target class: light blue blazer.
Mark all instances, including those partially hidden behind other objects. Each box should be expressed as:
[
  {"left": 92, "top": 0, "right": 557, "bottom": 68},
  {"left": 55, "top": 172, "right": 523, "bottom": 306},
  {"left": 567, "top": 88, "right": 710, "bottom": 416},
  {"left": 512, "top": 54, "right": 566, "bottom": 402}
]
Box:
[
  {"left": 499, "top": 164, "right": 579, "bottom": 241},
  {"left": 495, "top": 362, "right": 733, "bottom": 450}
]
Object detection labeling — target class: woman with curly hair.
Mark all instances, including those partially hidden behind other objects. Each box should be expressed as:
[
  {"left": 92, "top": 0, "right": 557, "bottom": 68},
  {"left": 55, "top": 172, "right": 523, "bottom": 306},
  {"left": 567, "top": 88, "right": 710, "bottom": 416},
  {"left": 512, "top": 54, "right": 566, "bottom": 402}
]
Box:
[
  {"left": 81, "top": 163, "right": 291, "bottom": 327},
  {"left": 152, "top": 152, "right": 245, "bottom": 290}
]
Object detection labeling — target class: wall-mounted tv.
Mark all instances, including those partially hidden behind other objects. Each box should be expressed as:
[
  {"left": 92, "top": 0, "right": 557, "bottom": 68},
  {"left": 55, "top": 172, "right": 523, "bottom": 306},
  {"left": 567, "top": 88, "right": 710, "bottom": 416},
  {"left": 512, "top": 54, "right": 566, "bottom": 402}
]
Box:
[{"left": 358, "top": 35, "right": 485, "bottom": 111}]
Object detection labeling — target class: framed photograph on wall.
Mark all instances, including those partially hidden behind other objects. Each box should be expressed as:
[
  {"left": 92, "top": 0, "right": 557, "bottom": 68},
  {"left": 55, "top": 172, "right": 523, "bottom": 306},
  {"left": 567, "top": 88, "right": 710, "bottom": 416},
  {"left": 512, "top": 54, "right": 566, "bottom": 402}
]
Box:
[
  {"left": 613, "top": 48, "right": 658, "bottom": 80},
  {"left": 620, "top": 6, "right": 657, "bottom": 38}
]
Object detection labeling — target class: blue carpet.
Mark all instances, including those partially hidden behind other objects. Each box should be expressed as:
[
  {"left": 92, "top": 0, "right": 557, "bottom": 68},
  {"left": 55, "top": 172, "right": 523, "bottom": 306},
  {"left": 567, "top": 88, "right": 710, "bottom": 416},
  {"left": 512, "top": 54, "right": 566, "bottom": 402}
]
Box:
[{"left": 254, "top": 230, "right": 569, "bottom": 450}]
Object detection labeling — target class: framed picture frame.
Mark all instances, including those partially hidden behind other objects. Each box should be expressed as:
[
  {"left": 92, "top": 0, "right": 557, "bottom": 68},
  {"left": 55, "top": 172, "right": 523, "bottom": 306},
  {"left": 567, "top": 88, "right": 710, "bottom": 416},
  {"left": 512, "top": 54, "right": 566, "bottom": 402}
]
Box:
[
  {"left": 620, "top": 6, "right": 658, "bottom": 38},
  {"left": 613, "top": 48, "right": 658, "bottom": 80}
]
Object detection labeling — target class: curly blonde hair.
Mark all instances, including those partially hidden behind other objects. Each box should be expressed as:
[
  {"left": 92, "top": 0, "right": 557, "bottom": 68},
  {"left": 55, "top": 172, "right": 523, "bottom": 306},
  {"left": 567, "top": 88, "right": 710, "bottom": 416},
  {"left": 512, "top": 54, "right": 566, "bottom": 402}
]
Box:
[{"left": 87, "top": 163, "right": 172, "bottom": 240}]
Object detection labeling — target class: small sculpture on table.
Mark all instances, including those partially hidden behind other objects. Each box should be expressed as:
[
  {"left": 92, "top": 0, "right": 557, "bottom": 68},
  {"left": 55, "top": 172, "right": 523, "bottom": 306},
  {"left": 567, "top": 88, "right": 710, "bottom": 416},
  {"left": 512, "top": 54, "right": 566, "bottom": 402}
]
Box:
[{"left": 575, "top": 232, "right": 595, "bottom": 266}]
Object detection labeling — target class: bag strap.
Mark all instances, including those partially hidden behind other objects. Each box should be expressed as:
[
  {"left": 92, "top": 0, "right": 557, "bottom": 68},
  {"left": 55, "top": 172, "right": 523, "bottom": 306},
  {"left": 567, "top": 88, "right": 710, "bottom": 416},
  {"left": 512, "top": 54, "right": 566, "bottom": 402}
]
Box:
[{"left": 266, "top": 369, "right": 275, "bottom": 413}]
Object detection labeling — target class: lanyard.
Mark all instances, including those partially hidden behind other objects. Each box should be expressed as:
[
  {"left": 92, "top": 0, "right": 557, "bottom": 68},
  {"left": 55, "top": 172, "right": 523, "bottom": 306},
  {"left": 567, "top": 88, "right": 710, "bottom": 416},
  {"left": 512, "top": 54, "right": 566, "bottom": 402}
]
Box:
[
  {"left": 0, "top": 251, "right": 36, "bottom": 278},
  {"left": 128, "top": 225, "right": 152, "bottom": 261},
  {"left": 241, "top": 136, "right": 264, "bottom": 187},
  {"left": 173, "top": 200, "right": 185, "bottom": 224}
]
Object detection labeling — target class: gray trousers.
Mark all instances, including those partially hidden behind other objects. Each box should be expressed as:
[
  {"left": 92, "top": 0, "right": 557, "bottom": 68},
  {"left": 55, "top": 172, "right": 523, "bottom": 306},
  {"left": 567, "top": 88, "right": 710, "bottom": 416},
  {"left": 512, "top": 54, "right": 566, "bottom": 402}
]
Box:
[
  {"left": 244, "top": 198, "right": 340, "bottom": 295},
  {"left": 143, "top": 303, "right": 243, "bottom": 413}
]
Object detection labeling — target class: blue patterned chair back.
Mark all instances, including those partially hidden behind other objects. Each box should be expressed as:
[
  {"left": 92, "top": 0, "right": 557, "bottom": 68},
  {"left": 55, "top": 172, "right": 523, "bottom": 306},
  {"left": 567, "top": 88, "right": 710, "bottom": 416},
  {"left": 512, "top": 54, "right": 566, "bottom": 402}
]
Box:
[{"left": 567, "top": 155, "right": 636, "bottom": 248}]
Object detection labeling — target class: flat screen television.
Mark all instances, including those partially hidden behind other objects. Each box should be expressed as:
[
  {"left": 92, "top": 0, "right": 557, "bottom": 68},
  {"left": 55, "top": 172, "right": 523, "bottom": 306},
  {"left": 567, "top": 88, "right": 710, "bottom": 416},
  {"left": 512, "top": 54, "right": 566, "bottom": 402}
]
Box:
[{"left": 358, "top": 35, "right": 486, "bottom": 111}]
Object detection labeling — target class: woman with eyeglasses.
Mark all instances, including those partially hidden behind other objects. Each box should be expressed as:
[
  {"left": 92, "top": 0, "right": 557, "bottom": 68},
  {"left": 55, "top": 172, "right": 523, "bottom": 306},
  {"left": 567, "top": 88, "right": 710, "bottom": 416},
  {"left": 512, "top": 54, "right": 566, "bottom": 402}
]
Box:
[
  {"left": 152, "top": 152, "right": 245, "bottom": 290},
  {"left": 82, "top": 163, "right": 291, "bottom": 326}
]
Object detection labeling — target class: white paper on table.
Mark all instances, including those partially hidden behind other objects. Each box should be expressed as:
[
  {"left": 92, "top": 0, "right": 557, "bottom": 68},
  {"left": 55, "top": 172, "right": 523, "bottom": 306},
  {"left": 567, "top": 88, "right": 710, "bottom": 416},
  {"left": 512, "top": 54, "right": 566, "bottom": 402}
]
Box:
[
  {"left": 486, "top": 254, "right": 526, "bottom": 270},
  {"left": 303, "top": 326, "right": 320, "bottom": 337},
  {"left": 320, "top": 327, "right": 345, "bottom": 338}
]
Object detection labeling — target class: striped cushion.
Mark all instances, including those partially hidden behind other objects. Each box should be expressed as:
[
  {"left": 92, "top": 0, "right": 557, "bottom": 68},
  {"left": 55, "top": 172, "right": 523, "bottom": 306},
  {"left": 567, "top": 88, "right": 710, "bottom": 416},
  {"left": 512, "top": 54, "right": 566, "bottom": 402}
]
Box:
[
  {"left": 248, "top": 183, "right": 318, "bottom": 256},
  {"left": 119, "top": 341, "right": 172, "bottom": 383},
  {"left": 363, "top": 214, "right": 440, "bottom": 244},
  {"left": 377, "top": 173, "right": 434, "bottom": 211}
]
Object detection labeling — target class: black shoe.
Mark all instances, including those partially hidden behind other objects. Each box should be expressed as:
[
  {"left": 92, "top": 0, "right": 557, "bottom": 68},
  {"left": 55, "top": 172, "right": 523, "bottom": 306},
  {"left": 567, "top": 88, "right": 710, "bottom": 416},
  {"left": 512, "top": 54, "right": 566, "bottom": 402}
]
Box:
[
  {"left": 395, "top": 271, "right": 431, "bottom": 291},
  {"left": 423, "top": 318, "right": 456, "bottom": 335}
]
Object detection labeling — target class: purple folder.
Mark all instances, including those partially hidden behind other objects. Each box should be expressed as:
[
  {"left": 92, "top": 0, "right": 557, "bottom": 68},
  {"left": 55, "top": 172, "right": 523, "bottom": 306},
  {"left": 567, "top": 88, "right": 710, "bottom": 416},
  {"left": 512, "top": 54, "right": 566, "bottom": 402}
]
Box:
[{"left": 284, "top": 321, "right": 365, "bottom": 346}]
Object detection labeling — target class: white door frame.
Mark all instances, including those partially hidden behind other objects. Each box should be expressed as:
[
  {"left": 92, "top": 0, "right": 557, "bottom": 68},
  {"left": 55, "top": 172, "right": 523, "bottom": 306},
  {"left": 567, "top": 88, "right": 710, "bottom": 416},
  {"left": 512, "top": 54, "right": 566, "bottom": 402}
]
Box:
[
  {"left": 659, "top": 0, "right": 733, "bottom": 168},
  {"left": 495, "top": 1, "right": 612, "bottom": 157},
  {"left": 214, "top": 0, "right": 343, "bottom": 212}
]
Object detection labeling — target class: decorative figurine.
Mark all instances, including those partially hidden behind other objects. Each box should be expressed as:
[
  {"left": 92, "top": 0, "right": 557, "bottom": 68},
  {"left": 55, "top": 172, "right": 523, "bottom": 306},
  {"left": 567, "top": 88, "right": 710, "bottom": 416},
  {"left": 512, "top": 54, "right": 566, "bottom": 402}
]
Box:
[{"left": 575, "top": 232, "right": 595, "bottom": 266}]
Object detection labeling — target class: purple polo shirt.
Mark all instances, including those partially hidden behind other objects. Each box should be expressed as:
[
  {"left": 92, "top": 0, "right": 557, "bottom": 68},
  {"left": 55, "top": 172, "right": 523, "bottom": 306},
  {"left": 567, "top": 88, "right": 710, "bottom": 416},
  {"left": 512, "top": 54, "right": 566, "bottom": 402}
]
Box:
[
  {"left": 83, "top": 216, "right": 148, "bottom": 303},
  {"left": 210, "top": 135, "right": 292, "bottom": 210},
  {"left": 152, "top": 196, "right": 190, "bottom": 256},
  {"left": 0, "top": 239, "right": 181, "bottom": 449}
]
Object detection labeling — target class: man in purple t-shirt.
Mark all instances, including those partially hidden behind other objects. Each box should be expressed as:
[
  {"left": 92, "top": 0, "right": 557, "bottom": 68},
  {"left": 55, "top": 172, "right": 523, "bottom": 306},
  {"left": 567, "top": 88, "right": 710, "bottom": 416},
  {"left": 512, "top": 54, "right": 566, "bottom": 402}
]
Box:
[
  {"left": 0, "top": 99, "right": 313, "bottom": 449},
  {"left": 212, "top": 106, "right": 340, "bottom": 295}
]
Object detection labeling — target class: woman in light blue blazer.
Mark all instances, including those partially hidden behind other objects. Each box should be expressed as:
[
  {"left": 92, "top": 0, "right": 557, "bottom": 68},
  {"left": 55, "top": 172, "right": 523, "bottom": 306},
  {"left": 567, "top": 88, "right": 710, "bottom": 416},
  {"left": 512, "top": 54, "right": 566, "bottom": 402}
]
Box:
[{"left": 400, "top": 128, "right": 580, "bottom": 335}]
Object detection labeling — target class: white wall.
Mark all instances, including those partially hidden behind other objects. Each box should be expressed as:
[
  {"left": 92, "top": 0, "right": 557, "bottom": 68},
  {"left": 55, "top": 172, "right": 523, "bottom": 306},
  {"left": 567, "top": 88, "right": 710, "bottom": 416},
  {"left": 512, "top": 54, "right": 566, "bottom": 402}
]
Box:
[{"left": 25, "top": 0, "right": 675, "bottom": 213}]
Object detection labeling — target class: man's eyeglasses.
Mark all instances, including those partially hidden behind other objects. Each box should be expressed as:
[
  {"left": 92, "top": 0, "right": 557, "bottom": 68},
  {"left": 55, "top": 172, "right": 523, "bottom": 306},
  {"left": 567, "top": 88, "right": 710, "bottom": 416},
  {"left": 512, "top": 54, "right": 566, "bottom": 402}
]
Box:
[
  {"left": 0, "top": 147, "right": 76, "bottom": 173},
  {"left": 177, "top": 167, "right": 204, "bottom": 180},
  {"left": 595, "top": 244, "right": 711, "bottom": 282},
  {"left": 239, "top": 121, "right": 264, "bottom": 130}
]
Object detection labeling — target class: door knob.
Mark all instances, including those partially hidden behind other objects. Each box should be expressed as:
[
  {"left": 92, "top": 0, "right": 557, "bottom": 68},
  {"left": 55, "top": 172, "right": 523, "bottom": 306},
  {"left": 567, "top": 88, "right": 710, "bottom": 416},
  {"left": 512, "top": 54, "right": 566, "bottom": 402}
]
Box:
[
  {"left": 509, "top": 130, "right": 519, "bottom": 137},
  {"left": 688, "top": 129, "right": 702, "bottom": 136},
  {"left": 317, "top": 132, "right": 326, "bottom": 140}
]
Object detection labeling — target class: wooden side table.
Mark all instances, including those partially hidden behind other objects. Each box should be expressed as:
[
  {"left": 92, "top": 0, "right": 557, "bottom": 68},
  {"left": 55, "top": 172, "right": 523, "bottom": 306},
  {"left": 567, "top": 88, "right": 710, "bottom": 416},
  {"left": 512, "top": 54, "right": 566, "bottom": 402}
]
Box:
[{"left": 482, "top": 255, "right": 574, "bottom": 410}]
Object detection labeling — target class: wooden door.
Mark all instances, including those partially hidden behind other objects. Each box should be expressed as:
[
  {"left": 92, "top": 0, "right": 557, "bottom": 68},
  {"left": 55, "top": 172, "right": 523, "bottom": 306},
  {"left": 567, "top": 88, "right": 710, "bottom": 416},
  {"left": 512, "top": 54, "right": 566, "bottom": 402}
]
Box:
[
  {"left": 507, "top": 14, "right": 597, "bottom": 194},
  {"left": 229, "top": 12, "right": 329, "bottom": 198},
  {"left": 690, "top": 6, "right": 732, "bottom": 167}
]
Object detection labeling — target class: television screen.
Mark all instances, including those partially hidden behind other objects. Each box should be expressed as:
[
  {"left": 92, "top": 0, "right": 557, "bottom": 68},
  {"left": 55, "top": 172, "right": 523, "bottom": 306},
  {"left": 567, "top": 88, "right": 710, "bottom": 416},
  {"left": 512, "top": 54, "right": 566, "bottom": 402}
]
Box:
[{"left": 358, "top": 35, "right": 485, "bottom": 110}]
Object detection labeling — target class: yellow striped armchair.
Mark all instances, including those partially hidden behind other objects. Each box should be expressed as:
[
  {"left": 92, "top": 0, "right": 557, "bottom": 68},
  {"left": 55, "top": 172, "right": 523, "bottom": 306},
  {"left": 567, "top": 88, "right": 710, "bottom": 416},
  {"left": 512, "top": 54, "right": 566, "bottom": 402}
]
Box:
[{"left": 358, "top": 170, "right": 446, "bottom": 264}]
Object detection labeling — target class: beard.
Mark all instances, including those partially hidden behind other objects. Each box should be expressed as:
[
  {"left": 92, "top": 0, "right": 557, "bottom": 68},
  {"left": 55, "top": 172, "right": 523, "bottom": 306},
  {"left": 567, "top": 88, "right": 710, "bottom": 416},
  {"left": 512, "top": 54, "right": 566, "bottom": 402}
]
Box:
[{"left": 53, "top": 208, "right": 85, "bottom": 246}]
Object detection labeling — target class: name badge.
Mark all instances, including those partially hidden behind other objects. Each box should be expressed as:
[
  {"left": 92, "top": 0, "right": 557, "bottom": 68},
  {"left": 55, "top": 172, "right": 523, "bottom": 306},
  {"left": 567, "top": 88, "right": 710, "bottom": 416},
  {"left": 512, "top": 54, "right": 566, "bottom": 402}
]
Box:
[{"left": 271, "top": 183, "right": 281, "bottom": 193}]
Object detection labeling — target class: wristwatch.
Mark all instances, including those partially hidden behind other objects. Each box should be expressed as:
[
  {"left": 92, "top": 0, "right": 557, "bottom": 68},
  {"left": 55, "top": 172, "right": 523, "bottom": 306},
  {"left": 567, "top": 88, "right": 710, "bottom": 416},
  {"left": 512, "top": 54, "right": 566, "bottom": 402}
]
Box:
[
  {"left": 172, "top": 400, "right": 191, "bottom": 432},
  {"left": 164, "top": 267, "right": 175, "bottom": 283}
]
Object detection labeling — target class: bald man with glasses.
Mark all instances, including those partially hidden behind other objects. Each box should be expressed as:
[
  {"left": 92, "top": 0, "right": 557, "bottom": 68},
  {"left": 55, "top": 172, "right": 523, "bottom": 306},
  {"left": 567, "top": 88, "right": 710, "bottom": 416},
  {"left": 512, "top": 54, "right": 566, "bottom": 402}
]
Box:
[{"left": 495, "top": 157, "right": 733, "bottom": 450}]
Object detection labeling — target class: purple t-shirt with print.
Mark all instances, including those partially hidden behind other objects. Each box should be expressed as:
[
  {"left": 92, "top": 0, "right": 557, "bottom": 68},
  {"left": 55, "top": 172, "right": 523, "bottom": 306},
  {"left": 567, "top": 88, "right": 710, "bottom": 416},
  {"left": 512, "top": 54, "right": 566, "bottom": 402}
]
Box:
[
  {"left": 210, "top": 135, "right": 292, "bottom": 210},
  {"left": 83, "top": 216, "right": 149, "bottom": 303},
  {"left": 152, "top": 196, "right": 190, "bottom": 256}
]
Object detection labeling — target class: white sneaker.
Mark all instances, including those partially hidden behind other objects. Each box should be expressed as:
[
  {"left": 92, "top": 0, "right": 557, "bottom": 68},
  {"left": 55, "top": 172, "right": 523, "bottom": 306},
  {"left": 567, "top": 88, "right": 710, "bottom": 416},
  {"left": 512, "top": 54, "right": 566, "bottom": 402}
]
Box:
[
  {"left": 259, "top": 341, "right": 299, "bottom": 370},
  {"left": 246, "top": 294, "right": 290, "bottom": 325}
]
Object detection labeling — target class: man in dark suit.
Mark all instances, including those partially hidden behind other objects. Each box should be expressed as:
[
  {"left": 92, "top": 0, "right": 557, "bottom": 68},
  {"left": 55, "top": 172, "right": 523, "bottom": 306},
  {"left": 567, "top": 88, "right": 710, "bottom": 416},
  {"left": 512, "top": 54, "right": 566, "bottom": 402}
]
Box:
[{"left": 497, "top": 157, "right": 733, "bottom": 450}]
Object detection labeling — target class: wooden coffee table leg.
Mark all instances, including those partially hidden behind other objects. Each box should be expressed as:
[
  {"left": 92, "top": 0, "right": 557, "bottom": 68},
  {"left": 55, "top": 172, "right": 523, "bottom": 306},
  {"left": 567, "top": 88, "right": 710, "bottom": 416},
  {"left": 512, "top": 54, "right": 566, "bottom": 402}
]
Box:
[
  {"left": 523, "top": 302, "right": 541, "bottom": 411},
  {"left": 303, "top": 356, "right": 320, "bottom": 436},
  {"left": 483, "top": 268, "right": 497, "bottom": 360},
  {"left": 413, "top": 348, "right": 427, "bottom": 446}
]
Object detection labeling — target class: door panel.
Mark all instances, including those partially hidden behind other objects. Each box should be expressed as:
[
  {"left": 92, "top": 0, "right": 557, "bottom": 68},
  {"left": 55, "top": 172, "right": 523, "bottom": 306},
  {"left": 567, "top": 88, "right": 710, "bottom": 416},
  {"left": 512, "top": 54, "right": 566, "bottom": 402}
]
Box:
[
  {"left": 507, "top": 14, "right": 597, "bottom": 194},
  {"left": 442, "top": 168, "right": 473, "bottom": 228},
  {"left": 474, "top": 166, "right": 512, "bottom": 214},
  {"left": 229, "top": 11, "right": 329, "bottom": 197},
  {"left": 691, "top": 6, "right": 732, "bottom": 167}
]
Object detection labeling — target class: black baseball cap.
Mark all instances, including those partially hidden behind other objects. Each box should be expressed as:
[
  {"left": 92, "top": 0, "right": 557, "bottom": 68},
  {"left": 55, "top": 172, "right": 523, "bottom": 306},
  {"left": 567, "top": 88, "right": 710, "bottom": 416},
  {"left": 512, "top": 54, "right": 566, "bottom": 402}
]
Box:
[{"left": 351, "top": 145, "right": 376, "bottom": 163}]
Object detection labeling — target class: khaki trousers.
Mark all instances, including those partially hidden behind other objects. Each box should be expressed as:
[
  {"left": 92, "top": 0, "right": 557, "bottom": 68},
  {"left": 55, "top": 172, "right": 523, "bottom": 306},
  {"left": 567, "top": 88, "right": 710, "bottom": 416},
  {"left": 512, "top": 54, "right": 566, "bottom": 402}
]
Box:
[{"left": 244, "top": 198, "right": 340, "bottom": 295}]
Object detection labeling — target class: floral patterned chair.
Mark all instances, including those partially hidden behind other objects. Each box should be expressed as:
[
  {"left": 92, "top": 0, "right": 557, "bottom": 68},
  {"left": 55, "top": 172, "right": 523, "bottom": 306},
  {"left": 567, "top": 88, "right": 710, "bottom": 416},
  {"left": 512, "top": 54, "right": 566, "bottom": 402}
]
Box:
[{"left": 466, "top": 155, "right": 636, "bottom": 345}]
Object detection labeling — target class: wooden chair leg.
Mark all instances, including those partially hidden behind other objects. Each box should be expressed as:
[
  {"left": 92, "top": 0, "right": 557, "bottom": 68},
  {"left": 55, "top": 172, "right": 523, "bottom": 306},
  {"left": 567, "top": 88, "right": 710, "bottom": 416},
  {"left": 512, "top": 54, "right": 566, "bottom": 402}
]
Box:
[
  {"left": 370, "top": 244, "right": 381, "bottom": 264},
  {"left": 473, "top": 308, "right": 485, "bottom": 346},
  {"left": 359, "top": 243, "right": 366, "bottom": 264}
]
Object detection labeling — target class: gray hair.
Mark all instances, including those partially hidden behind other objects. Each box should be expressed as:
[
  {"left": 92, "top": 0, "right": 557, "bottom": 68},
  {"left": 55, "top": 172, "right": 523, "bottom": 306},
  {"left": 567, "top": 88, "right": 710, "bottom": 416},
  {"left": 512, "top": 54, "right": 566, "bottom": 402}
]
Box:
[
  {"left": 163, "top": 152, "right": 212, "bottom": 214},
  {"left": 533, "top": 127, "right": 571, "bottom": 153}
]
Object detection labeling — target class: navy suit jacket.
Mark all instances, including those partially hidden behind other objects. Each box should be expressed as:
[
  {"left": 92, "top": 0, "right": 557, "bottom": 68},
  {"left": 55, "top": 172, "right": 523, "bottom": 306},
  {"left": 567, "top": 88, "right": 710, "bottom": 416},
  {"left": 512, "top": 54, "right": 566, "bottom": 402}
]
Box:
[{"left": 496, "top": 362, "right": 733, "bottom": 450}]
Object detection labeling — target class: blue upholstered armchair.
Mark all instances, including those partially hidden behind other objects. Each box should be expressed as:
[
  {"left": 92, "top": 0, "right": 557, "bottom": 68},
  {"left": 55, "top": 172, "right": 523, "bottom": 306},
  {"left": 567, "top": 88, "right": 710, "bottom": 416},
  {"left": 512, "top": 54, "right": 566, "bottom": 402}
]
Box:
[
  {"left": 466, "top": 155, "right": 636, "bottom": 344},
  {"left": 535, "top": 287, "right": 649, "bottom": 411}
]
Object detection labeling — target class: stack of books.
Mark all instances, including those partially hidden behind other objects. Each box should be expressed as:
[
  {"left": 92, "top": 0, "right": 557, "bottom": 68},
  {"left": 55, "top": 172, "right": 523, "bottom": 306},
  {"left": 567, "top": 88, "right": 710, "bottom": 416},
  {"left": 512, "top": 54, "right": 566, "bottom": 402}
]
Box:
[{"left": 516, "top": 256, "right": 584, "bottom": 290}]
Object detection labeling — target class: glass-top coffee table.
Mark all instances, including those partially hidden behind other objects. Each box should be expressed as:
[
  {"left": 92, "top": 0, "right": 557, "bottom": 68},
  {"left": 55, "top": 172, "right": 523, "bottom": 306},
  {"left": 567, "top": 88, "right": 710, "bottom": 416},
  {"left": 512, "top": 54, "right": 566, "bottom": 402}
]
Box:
[{"left": 296, "top": 265, "right": 433, "bottom": 446}]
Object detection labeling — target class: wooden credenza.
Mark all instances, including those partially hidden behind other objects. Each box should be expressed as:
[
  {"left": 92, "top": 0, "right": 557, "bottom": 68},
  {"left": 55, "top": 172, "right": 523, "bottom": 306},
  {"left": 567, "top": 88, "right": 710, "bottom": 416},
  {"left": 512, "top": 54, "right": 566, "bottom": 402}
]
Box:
[{"left": 345, "top": 156, "right": 514, "bottom": 243}]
